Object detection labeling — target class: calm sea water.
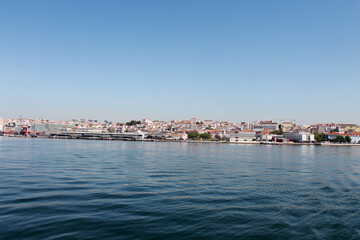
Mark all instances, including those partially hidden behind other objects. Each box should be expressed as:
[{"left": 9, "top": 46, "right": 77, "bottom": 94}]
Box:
[{"left": 1, "top": 137, "right": 360, "bottom": 239}]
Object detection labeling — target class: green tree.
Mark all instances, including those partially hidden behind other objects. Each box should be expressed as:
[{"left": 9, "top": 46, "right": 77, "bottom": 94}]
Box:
[
  {"left": 126, "top": 120, "right": 141, "bottom": 126},
  {"left": 336, "top": 135, "right": 345, "bottom": 143},
  {"left": 200, "top": 133, "right": 211, "bottom": 140},
  {"left": 345, "top": 135, "right": 352, "bottom": 143},
  {"left": 270, "top": 130, "right": 283, "bottom": 135},
  {"left": 315, "top": 133, "right": 327, "bottom": 142},
  {"left": 187, "top": 132, "right": 200, "bottom": 140}
]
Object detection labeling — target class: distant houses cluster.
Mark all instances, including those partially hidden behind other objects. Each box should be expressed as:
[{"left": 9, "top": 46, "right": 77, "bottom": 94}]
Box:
[{"left": 1, "top": 117, "right": 360, "bottom": 144}]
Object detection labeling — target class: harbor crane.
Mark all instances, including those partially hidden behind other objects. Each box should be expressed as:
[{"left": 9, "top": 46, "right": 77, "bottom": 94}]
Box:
[{"left": 61, "top": 118, "right": 72, "bottom": 131}]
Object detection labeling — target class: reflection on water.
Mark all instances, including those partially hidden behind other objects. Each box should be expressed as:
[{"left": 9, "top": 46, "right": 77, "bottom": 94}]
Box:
[{"left": 1, "top": 137, "right": 360, "bottom": 239}]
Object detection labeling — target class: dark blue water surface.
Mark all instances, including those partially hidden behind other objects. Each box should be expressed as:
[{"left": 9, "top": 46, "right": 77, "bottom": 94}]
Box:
[{"left": 1, "top": 137, "right": 360, "bottom": 239}]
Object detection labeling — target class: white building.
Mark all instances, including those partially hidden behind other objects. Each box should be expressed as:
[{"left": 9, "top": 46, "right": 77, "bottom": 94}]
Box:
[
  {"left": 258, "top": 121, "right": 279, "bottom": 130},
  {"left": 190, "top": 118, "right": 201, "bottom": 123},
  {"left": 142, "top": 118, "right": 153, "bottom": 124},
  {"left": 350, "top": 133, "right": 360, "bottom": 144},
  {"left": 166, "top": 133, "right": 188, "bottom": 140},
  {"left": 0, "top": 118, "right": 4, "bottom": 131},
  {"left": 256, "top": 133, "right": 279, "bottom": 142},
  {"left": 227, "top": 131, "right": 256, "bottom": 142},
  {"left": 283, "top": 132, "right": 315, "bottom": 142}
]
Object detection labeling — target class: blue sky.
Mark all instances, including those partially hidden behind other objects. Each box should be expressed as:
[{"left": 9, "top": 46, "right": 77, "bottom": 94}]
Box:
[{"left": 0, "top": 0, "right": 359, "bottom": 124}]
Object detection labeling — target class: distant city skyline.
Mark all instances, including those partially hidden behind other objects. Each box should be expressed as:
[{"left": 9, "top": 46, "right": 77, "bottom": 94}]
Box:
[
  {"left": 1, "top": 1, "right": 359, "bottom": 124},
  {"left": 1, "top": 115, "right": 360, "bottom": 127}
]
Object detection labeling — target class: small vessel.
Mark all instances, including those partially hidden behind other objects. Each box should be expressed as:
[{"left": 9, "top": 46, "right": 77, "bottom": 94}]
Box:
[{"left": 19, "top": 126, "right": 35, "bottom": 137}]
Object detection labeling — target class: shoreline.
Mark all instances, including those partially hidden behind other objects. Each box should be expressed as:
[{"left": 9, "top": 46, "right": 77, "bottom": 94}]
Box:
[{"left": 2, "top": 134, "right": 360, "bottom": 147}]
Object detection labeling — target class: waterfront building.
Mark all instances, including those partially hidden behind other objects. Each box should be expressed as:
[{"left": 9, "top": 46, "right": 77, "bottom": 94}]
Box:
[
  {"left": 32, "top": 123, "right": 47, "bottom": 133},
  {"left": 256, "top": 131, "right": 272, "bottom": 141},
  {"left": 327, "top": 132, "right": 344, "bottom": 141},
  {"left": 14, "top": 125, "right": 23, "bottom": 134},
  {"left": 208, "top": 129, "right": 222, "bottom": 139},
  {"left": 166, "top": 133, "right": 188, "bottom": 140},
  {"left": 283, "top": 132, "right": 315, "bottom": 142},
  {"left": 31, "top": 123, "right": 65, "bottom": 134},
  {"left": 349, "top": 132, "right": 360, "bottom": 143},
  {"left": 227, "top": 130, "right": 256, "bottom": 142}
]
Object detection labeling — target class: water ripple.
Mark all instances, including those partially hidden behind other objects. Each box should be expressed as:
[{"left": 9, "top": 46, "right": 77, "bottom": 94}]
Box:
[{"left": 1, "top": 137, "right": 360, "bottom": 239}]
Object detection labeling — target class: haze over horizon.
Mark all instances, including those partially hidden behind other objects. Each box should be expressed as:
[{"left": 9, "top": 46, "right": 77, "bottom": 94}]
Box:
[{"left": 1, "top": 1, "right": 359, "bottom": 124}]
